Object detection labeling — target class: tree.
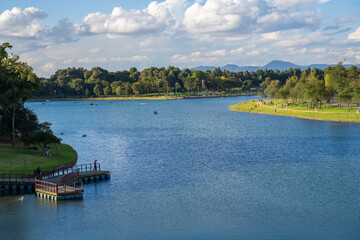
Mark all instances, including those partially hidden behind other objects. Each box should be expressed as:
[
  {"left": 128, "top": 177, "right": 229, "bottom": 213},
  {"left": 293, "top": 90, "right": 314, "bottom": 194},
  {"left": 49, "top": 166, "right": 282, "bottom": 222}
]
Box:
[
  {"left": 0, "top": 43, "right": 39, "bottom": 145},
  {"left": 304, "top": 75, "right": 326, "bottom": 108},
  {"left": 132, "top": 82, "right": 141, "bottom": 95},
  {"left": 1, "top": 105, "right": 38, "bottom": 140},
  {"left": 85, "top": 88, "right": 90, "bottom": 97},
  {"left": 175, "top": 82, "right": 181, "bottom": 95},
  {"left": 264, "top": 80, "right": 281, "bottom": 99},
  {"left": 25, "top": 122, "right": 61, "bottom": 153},
  {"left": 327, "top": 62, "right": 348, "bottom": 108},
  {"left": 93, "top": 84, "right": 103, "bottom": 97},
  {"left": 103, "top": 86, "right": 112, "bottom": 96},
  {"left": 183, "top": 77, "right": 196, "bottom": 92}
]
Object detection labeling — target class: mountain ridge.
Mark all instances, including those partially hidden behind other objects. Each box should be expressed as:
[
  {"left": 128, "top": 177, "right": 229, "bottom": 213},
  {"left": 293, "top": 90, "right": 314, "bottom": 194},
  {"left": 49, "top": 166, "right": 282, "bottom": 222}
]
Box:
[{"left": 191, "top": 60, "right": 360, "bottom": 72}]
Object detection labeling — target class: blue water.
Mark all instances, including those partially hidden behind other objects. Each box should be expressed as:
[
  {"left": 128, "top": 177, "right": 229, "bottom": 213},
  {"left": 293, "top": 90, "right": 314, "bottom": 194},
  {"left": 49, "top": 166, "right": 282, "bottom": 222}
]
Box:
[{"left": 1, "top": 96, "right": 360, "bottom": 239}]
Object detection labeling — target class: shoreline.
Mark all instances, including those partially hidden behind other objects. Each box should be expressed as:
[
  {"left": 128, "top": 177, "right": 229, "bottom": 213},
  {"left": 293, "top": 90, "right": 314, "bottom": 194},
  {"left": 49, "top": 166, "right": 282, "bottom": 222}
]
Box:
[
  {"left": 230, "top": 100, "right": 360, "bottom": 123},
  {"left": 0, "top": 143, "right": 78, "bottom": 172},
  {"left": 29, "top": 93, "right": 257, "bottom": 102}
]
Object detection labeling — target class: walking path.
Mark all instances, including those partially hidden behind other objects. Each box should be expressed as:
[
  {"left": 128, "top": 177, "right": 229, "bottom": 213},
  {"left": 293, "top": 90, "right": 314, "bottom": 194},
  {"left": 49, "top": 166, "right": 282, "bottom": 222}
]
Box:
[{"left": 1, "top": 163, "right": 110, "bottom": 201}]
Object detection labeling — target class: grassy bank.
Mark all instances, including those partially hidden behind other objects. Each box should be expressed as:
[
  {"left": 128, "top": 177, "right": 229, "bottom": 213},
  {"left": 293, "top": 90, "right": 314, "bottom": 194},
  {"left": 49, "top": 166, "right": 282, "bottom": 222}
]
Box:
[
  {"left": 230, "top": 99, "right": 360, "bottom": 123},
  {"left": 0, "top": 141, "right": 77, "bottom": 171},
  {"left": 30, "top": 92, "right": 257, "bottom": 102},
  {"left": 30, "top": 95, "right": 178, "bottom": 102}
]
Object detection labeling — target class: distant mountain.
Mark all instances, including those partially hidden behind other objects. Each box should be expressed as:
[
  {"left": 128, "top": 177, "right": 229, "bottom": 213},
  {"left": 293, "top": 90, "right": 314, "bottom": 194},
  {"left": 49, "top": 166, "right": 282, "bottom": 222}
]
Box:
[
  {"left": 191, "top": 61, "right": 360, "bottom": 72},
  {"left": 307, "top": 64, "right": 331, "bottom": 69},
  {"left": 220, "top": 64, "right": 260, "bottom": 72},
  {"left": 262, "top": 60, "right": 301, "bottom": 71},
  {"left": 191, "top": 65, "right": 216, "bottom": 71}
]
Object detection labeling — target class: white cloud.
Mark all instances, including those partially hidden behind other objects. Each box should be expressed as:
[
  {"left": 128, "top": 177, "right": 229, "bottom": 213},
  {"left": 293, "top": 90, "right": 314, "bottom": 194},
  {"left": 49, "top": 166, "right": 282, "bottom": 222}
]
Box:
[
  {"left": 111, "top": 55, "right": 149, "bottom": 62},
  {"left": 273, "top": 32, "right": 329, "bottom": 47},
  {"left": 171, "top": 54, "right": 190, "bottom": 63},
  {"left": 43, "top": 18, "right": 80, "bottom": 43},
  {"left": 336, "top": 17, "right": 356, "bottom": 24},
  {"left": 171, "top": 48, "right": 246, "bottom": 63},
  {"left": 355, "top": 55, "right": 360, "bottom": 63},
  {"left": 89, "top": 48, "right": 101, "bottom": 53},
  {"left": 246, "top": 50, "right": 261, "bottom": 56},
  {"left": 77, "top": 55, "right": 149, "bottom": 63},
  {"left": 257, "top": 10, "right": 321, "bottom": 32},
  {"left": 0, "top": 7, "right": 80, "bottom": 50},
  {"left": 205, "top": 49, "right": 227, "bottom": 57},
  {"left": 261, "top": 31, "right": 281, "bottom": 40},
  {"left": 40, "top": 63, "right": 55, "bottom": 72},
  {"left": 82, "top": 0, "right": 186, "bottom": 37},
  {"left": 139, "top": 39, "right": 152, "bottom": 48},
  {"left": 230, "top": 48, "right": 244, "bottom": 54},
  {"left": 348, "top": 27, "right": 360, "bottom": 41},
  {"left": 270, "top": 0, "right": 329, "bottom": 10},
  {"left": 0, "top": 7, "right": 47, "bottom": 37},
  {"left": 183, "top": 0, "right": 322, "bottom": 35},
  {"left": 63, "top": 59, "right": 73, "bottom": 64},
  {"left": 183, "top": 0, "right": 267, "bottom": 34},
  {"left": 77, "top": 57, "right": 108, "bottom": 63},
  {"left": 309, "top": 48, "right": 326, "bottom": 53}
]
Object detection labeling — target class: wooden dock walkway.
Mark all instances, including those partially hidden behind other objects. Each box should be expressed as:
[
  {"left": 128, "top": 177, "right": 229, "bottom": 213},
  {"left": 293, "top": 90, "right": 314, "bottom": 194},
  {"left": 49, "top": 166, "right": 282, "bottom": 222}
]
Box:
[{"left": 0, "top": 163, "right": 110, "bottom": 201}]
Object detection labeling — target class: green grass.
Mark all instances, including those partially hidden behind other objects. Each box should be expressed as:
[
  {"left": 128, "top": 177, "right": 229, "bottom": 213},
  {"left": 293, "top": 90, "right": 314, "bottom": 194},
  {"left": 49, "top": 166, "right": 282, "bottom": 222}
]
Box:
[
  {"left": 0, "top": 141, "right": 77, "bottom": 171},
  {"left": 230, "top": 99, "right": 360, "bottom": 123}
]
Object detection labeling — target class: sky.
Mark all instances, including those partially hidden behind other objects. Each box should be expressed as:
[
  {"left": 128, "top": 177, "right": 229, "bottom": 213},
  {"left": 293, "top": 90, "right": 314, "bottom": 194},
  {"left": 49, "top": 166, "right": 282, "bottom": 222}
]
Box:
[{"left": 0, "top": 0, "right": 360, "bottom": 77}]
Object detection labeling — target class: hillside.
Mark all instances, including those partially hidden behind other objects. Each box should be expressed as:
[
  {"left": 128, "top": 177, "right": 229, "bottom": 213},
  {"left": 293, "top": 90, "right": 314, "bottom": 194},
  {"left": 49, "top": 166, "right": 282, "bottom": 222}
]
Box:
[{"left": 191, "top": 61, "right": 360, "bottom": 72}]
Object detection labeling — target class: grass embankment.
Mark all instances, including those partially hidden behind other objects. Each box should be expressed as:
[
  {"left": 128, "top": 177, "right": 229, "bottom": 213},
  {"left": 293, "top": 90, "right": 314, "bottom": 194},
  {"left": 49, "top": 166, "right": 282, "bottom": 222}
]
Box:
[
  {"left": 230, "top": 99, "right": 360, "bottom": 123},
  {"left": 0, "top": 141, "right": 77, "bottom": 171},
  {"left": 30, "top": 92, "right": 258, "bottom": 102},
  {"left": 30, "top": 95, "right": 178, "bottom": 102},
  {"left": 86, "top": 96, "right": 178, "bottom": 101}
]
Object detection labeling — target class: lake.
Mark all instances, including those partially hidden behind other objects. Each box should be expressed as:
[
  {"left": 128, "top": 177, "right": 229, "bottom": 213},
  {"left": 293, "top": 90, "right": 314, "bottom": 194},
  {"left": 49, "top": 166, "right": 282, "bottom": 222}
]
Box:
[{"left": 1, "top": 96, "right": 360, "bottom": 239}]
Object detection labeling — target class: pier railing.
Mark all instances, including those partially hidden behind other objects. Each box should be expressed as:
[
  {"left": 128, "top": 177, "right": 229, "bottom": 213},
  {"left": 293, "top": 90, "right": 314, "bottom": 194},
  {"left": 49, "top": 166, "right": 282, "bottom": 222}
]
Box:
[
  {"left": 1, "top": 163, "right": 101, "bottom": 182},
  {"left": 35, "top": 179, "right": 83, "bottom": 194},
  {"left": 35, "top": 179, "right": 58, "bottom": 194},
  {"left": 74, "top": 163, "right": 101, "bottom": 172},
  {"left": 42, "top": 163, "right": 100, "bottom": 180},
  {"left": 61, "top": 169, "right": 80, "bottom": 184},
  {"left": 63, "top": 181, "right": 83, "bottom": 193},
  {"left": 0, "top": 170, "right": 34, "bottom": 183}
]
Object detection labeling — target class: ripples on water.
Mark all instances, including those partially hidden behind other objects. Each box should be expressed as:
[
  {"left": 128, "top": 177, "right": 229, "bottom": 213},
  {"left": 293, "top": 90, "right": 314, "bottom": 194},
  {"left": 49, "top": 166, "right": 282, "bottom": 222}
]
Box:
[{"left": 1, "top": 96, "right": 359, "bottom": 239}]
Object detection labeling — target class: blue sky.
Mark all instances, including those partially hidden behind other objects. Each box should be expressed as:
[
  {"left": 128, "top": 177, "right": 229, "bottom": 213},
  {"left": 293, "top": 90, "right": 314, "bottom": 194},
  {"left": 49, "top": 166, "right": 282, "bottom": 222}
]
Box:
[{"left": 0, "top": 0, "right": 359, "bottom": 77}]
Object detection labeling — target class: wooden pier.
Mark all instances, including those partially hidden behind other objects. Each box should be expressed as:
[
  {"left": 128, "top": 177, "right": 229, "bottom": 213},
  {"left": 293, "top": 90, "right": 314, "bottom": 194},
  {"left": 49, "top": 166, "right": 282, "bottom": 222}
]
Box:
[{"left": 0, "top": 163, "right": 110, "bottom": 201}]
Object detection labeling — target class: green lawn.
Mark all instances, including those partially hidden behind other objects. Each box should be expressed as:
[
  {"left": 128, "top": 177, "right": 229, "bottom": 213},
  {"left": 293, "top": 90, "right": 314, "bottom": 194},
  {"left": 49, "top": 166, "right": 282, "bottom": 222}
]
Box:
[
  {"left": 0, "top": 142, "right": 77, "bottom": 171},
  {"left": 230, "top": 99, "right": 360, "bottom": 122}
]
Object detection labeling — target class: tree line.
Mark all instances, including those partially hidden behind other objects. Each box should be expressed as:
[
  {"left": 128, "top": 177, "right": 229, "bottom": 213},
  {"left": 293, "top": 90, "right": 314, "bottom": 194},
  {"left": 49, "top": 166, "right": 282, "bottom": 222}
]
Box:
[
  {"left": 37, "top": 66, "right": 304, "bottom": 97},
  {"left": 0, "top": 42, "right": 60, "bottom": 149},
  {"left": 262, "top": 62, "right": 360, "bottom": 109}
]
